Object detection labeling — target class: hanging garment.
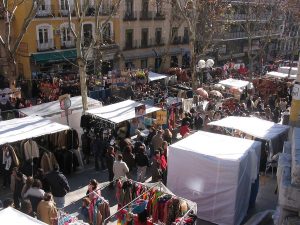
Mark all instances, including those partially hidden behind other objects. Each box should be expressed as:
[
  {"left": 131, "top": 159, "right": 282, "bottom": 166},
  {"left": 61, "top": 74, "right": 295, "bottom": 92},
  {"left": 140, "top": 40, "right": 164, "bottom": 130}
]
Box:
[
  {"left": 24, "top": 140, "right": 39, "bottom": 160},
  {"left": 57, "top": 131, "right": 68, "bottom": 149},
  {"left": 40, "top": 152, "right": 59, "bottom": 173}
]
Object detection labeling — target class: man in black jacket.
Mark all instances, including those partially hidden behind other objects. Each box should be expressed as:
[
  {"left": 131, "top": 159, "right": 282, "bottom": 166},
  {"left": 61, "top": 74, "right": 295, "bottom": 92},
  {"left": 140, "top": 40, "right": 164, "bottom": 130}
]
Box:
[
  {"left": 135, "top": 146, "right": 150, "bottom": 182},
  {"left": 45, "top": 166, "right": 70, "bottom": 208}
]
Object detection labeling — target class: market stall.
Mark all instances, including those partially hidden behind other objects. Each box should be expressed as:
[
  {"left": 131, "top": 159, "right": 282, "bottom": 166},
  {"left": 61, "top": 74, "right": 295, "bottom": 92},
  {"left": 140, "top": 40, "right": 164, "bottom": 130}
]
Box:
[
  {"left": 0, "top": 207, "right": 47, "bottom": 225},
  {"left": 167, "top": 131, "right": 261, "bottom": 225},
  {"left": 85, "top": 99, "right": 161, "bottom": 127},
  {"left": 104, "top": 180, "right": 197, "bottom": 225},
  {"left": 148, "top": 71, "right": 168, "bottom": 83},
  {"left": 218, "top": 78, "right": 250, "bottom": 89},
  {"left": 266, "top": 71, "right": 297, "bottom": 79},
  {"left": 278, "top": 66, "right": 298, "bottom": 75},
  {"left": 18, "top": 96, "right": 102, "bottom": 138},
  {"left": 208, "top": 116, "right": 289, "bottom": 155},
  {"left": 0, "top": 116, "right": 80, "bottom": 176}
]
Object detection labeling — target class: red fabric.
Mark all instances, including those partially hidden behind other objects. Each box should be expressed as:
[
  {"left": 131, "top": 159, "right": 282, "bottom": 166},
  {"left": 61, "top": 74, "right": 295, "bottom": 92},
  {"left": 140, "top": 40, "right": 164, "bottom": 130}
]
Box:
[
  {"left": 160, "top": 155, "right": 167, "bottom": 171},
  {"left": 179, "top": 125, "right": 190, "bottom": 137}
]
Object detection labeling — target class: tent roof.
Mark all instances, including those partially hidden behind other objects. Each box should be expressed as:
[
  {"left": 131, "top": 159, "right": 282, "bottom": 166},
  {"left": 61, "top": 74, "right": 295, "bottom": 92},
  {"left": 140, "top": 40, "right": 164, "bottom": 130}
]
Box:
[
  {"left": 266, "top": 71, "right": 297, "bottom": 79},
  {"left": 0, "top": 116, "right": 70, "bottom": 145},
  {"left": 278, "top": 66, "right": 298, "bottom": 75},
  {"left": 170, "top": 131, "right": 260, "bottom": 161},
  {"left": 148, "top": 71, "right": 168, "bottom": 82},
  {"left": 0, "top": 207, "right": 47, "bottom": 225},
  {"left": 219, "top": 78, "right": 250, "bottom": 89},
  {"left": 19, "top": 96, "right": 101, "bottom": 117},
  {"left": 208, "top": 116, "right": 289, "bottom": 141},
  {"left": 86, "top": 100, "right": 161, "bottom": 124}
]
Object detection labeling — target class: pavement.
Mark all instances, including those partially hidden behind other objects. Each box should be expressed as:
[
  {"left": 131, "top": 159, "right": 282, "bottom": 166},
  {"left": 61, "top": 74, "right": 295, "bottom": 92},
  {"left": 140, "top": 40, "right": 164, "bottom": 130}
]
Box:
[{"left": 0, "top": 163, "right": 278, "bottom": 225}]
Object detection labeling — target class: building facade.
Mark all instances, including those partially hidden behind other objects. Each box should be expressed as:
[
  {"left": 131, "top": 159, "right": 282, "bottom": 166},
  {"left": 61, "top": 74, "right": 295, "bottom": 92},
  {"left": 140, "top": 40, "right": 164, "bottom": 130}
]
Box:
[
  {"left": 213, "top": 0, "right": 284, "bottom": 67},
  {"left": 15, "top": 0, "right": 120, "bottom": 80}
]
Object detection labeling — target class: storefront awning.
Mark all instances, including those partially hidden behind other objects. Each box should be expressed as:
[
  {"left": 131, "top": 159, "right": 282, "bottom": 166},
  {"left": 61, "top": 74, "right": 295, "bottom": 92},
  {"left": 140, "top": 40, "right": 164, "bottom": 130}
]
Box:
[{"left": 31, "top": 49, "right": 77, "bottom": 63}]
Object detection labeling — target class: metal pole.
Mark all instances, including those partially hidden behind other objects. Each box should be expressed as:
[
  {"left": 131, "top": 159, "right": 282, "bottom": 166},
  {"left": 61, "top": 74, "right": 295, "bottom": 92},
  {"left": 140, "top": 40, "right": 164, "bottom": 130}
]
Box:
[{"left": 289, "top": 56, "right": 300, "bottom": 127}]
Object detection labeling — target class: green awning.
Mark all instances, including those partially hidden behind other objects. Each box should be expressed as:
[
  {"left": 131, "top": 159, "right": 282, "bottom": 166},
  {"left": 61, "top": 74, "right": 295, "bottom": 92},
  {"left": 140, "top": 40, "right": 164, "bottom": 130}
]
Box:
[{"left": 31, "top": 49, "right": 77, "bottom": 63}]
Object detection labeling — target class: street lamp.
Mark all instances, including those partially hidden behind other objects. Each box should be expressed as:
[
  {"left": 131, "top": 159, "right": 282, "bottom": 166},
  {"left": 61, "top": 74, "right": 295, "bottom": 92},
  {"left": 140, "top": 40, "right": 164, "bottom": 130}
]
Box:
[{"left": 196, "top": 59, "right": 214, "bottom": 85}]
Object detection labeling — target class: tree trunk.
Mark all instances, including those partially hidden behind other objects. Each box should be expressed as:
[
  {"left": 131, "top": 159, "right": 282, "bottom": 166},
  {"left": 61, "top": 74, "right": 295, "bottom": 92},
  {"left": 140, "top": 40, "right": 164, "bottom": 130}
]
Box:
[
  {"left": 78, "top": 58, "right": 88, "bottom": 112},
  {"left": 189, "top": 33, "right": 197, "bottom": 90}
]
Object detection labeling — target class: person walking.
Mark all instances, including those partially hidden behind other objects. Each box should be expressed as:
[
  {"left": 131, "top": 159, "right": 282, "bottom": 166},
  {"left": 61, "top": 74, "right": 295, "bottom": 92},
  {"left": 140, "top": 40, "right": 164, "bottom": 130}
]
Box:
[
  {"left": 2, "top": 147, "right": 12, "bottom": 189},
  {"left": 105, "top": 146, "right": 115, "bottom": 187},
  {"left": 45, "top": 166, "right": 70, "bottom": 208},
  {"left": 37, "top": 193, "right": 58, "bottom": 225},
  {"left": 11, "top": 168, "right": 26, "bottom": 209},
  {"left": 151, "top": 150, "right": 162, "bottom": 182},
  {"left": 135, "top": 146, "right": 150, "bottom": 182},
  {"left": 113, "top": 154, "right": 129, "bottom": 179},
  {"left": 151, "top": 130, "right": 163, "bottom": 153}
]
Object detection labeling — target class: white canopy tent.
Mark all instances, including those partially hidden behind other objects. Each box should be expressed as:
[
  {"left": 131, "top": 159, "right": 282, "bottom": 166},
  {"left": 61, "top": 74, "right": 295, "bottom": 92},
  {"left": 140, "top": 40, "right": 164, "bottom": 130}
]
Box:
[
  {"left": 148, "top": 71, "right": 168, "bottom": 82},
  {"left": 208, "top": 116, "right": 289, "bottom": 154},
  {"left": 0, "top": 116, "right": 70, "bottom": 145},
  {"left": 0, "top": 207, "right": 47, "bottom": 225},
  {"left": 219, "top": 78, "right": 250, "bottom": 89},
  {"left": 18, "top": 96, "right": 102, "bottom": 141},
  {"left": 18, "top": 96, "right": 101, "bottom": 117},
  {"left": 278, "top": 66, "right": 298, "bottom": 75},
  {"left": 167, "top": 131, "right": 261, "bottom": 225},
  {"left": 86, "top": 100, "right": 161, "bottom": 125},
  {"left": 266, "top": 71, "right": 297, "bottom": 79}
]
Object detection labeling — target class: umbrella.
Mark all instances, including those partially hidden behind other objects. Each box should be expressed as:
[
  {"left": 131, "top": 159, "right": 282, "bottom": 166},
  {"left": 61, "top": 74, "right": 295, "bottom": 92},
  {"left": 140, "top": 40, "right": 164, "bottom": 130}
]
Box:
[
  {"left": 214, "top": 84, "right": 225, "bottom": 90},
  {"left": 209, "top": 90, "right": 223, "bottom": 98},
  {"left": 196, "top": 88, "right": 208, "bottom": 98},
  {"left": 229, "top": 87, "right": 242, "bottom": 94}
]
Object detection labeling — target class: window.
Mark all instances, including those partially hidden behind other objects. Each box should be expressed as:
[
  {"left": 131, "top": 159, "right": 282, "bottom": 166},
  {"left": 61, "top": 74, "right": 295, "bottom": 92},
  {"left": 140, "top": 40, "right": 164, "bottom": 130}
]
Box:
[
  {"left": 36, "top": 24, "right": 53, "bottom": 50},
  {"left": 155, "top": 28, "right": 162, "bottom": 45},
  {"left": 141, "top": 59, "right": 147, "bottom": 69},
  {"left": 83, "top": 23, "right": 93, "bottom": 46},
  {"left": 155, "top": 57, "right": 162, "bottom": 72},
  {"left": 141, "top": 28, "right": 148, "bottom": 48},
  {"left": 125, "top": 29, "right": 133, "bottom": 49},
  {"left": 142, "top": 0, "right": 148, "bottom": 13},
  {"left": 37, "top": 0, "right": 51, "bottom": 16},
  {"left": 125, "top": 0, "right": 133, "bottom": 14},
  {"left": 170, "top": 55, "right": 178, "bottom": 67},
  {"left": 39, "top": 28, "right": 49, "bottom": 44},
  {"left": 103, "top": 22, "right": 112, "bottom": 42},
  {"left": 60, "top": 0, "right": 69, "bottom": 10},
  {"left": 183, "top": 27, "right": 189, "bottom": 44},
  {"left": 156, "top": 0, "right": 162, "bottom": 14}
]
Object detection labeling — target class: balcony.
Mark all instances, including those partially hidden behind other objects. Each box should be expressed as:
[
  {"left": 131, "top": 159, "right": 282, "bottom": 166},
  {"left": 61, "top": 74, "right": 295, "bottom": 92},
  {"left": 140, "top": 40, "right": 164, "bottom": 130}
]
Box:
[
  {"left": 172, "top": 36, "right": 182, "bottom": 45},
  {"left": 154, "top": 11, "right": 165, "bottom": 20},
  {"left": 58, "top": 7, "right": 76, "bottom": 17},
  {"left": 215, "top": 30, "right": 281, "bottom": 41},
  {"left": 99, "top": 5, "right": 114, "bottom": 16},
  {"left": 37, "top": 39, "right": 55, "bottom": 51},
  {"left": 61, "top": 40, "right": 76, "bottom": 49},
  {"left": 123, "top": 11, "right": 137, "bottom": 21},
  {"left": 140, "top": 11, "right": 153, "bottom": 20},
  {"left": 85, "top": 7, "right": 95, "bottom": 16},
  {"left": 36, "top": 5, "right": 53, "bottom": 18},
  {"left": 123, "top": 40, "right": 138, "bottom": 50},
  {"left": 153, "top": 37, "right": 165, "bottom": 46}
]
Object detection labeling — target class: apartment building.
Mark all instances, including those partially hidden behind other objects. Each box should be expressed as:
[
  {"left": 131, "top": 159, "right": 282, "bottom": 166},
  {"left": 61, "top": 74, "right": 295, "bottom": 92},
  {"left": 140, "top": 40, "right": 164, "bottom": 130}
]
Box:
[
  {"left": 213, "top": 0, "right": 284, "bottom": 66},
  {"left": 118, "top": 0, "right": 189, "bottom": 71},
  {"left": 276, "top": 11, "right": 300, "bottom": 60},
  {"left": 15, "top": 0, "right": 119, "bottom": 80}
]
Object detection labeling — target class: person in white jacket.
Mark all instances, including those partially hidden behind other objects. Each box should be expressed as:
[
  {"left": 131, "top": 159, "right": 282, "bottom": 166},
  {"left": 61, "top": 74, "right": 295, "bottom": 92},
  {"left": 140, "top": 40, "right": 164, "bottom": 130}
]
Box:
[{"left": 113, "top": 154, "right": 129, "bottom": 179}]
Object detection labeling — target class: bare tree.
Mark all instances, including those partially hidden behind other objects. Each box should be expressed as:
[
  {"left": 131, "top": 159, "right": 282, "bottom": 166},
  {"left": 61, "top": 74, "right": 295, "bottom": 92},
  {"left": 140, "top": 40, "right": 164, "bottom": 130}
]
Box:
[
  {"left": 0, "top": 0, "right": 41, "bottom": 85},
  {"left": 225, "top": 0, "right": 284, "bottom": 76},
  {"left": 174, "top": 0, "right": 230, "bottom": 90},
  {"left": 67, "top": 0, "right": 121, "bottom": 112}
]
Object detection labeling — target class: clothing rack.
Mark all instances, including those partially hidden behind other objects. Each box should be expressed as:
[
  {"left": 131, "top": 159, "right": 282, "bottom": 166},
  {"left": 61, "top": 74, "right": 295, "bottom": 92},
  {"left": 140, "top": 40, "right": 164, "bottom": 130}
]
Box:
[
  {"left": 104, "top": 178, "right": 197, "bottom": 225},
  {"left": 103, "top": 181, "right": 161, "bottom": 225},
  {"left": 57, "top": 180, "right": 114, "bottom": 225}
]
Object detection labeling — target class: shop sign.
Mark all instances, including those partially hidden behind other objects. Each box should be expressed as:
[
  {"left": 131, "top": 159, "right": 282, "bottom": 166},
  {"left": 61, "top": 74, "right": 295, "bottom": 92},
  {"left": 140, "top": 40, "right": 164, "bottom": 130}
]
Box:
[{"left": 156, "top": 110, "right": 167, "bottom": 125}]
